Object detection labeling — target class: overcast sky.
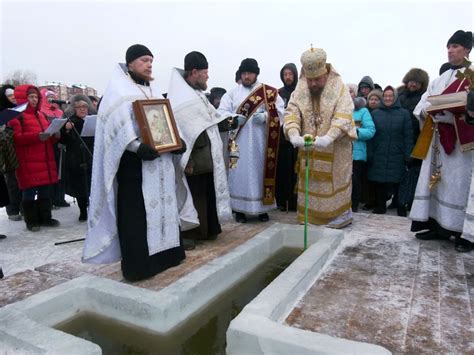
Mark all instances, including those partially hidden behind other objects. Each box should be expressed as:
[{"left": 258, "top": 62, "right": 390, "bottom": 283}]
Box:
[{"left": 1, "top": 0, "right": 472, "bottom": 95}]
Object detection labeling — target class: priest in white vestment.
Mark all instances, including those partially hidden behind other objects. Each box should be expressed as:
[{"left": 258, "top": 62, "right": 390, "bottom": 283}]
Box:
[
  {"left": 167, "top": 51, "right": 233, "bottom": 248},
  {"left": 82, "top": 44, "right": 198, "bottom": 280},
  {"left": 218, "top": 58, "right": 285, "bottom": 223},
  {"left": 409, "top": 30, "right": 473, "bottom": 253}
]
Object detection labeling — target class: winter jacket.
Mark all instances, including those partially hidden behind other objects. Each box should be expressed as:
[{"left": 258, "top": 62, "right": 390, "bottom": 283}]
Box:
[
  {"left": 8, "top": 85, "right": 58, "bottom": 190},
  {"left": 352, "top": 107, "right": 375, "bottom": 161},
  {"left": 61, "top": 115, "right": 94, "bottom": 198},
  {"left": 368, "top": 97, "right": 413, "bottom": 183}
]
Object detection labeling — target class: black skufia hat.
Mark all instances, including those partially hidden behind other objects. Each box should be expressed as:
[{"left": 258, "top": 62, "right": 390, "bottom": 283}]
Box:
[
  {"left": 447, "top": 30, "right": 472, "bottom": 50},
  {"left": 238, "top": 58, "right": 260, "bottom": 75},
  {"left": 126, "top": 44, "right": 153, "bottom": 65},
  {"left": 184, "top": 51, "right": 208, "bottom": 71}
]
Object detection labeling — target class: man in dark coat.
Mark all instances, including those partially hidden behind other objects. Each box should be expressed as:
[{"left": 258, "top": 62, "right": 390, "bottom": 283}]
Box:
[
  {"left": 397, "top": 68, "right": 429, "bottom": 209},
  {"left": 276, "top": 63, "right": 298, "bottom": 211}
]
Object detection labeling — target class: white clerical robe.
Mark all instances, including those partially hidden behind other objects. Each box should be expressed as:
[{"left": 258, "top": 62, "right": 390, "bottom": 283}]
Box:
[
  {"left": 410, "top": 68, "right": 473, "bottom": 240},
  {"left": 218, "top": 82, "right": 285, "bottom": 215},
  {"left": 82, "top": 64, "right": 198, "bottom": 264}
]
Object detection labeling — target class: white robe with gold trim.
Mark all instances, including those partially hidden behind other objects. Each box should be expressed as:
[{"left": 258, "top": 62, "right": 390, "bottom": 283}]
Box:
[{"left": 218, "top": 82, "right": 285, "bottom": 215}]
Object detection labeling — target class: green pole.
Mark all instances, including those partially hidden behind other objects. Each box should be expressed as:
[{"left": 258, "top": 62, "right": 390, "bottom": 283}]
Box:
[{"left": 303, "top": 135, "right": 313, "bottom": 250}]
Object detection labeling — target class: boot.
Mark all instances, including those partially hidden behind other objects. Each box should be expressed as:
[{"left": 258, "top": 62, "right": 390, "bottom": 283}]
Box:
[
  {"left": 37, "top": 198, "right": 60, "bottom": 227},
  {"left": 77, "top": 197, "right": 88, "bottom": 222},
  {"left": 235, "top": 212, "right": 247, "bottom": 223},
  {"left": 22, "top": 200, "right": 40, "bottom": 232},
  {"left": 455, "top": 236, "right": 473, "bottom": 253}
]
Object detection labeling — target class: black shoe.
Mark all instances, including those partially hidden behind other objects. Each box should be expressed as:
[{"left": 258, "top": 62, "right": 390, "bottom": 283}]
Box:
[
  {"left": 397, "top": 207, "right": 407, "bottom": 217},
  {"left": 415, "top": 230, "right": 444, "bottom": 240},
  {"left": 362, "top": 204, "right": 375, "bottom": 211},
  {"left": 0, "top": 234, "right": 6, "bottom": 240},
  {"left": 352, "top": 205, "right": 359, "bottom": 213},
  {"left": 78, "top": 212, "right": 87, "bottom": 222},
  {"left": 455, "top": 237, "right": 473, "bottom": 253},
  {"left": 0, "top": 268, "right": 3, "bottom": 279},
  {"left": 235, "top": 212, "right": 247, "bottom": 223},
  {"left": 258, "top": 213, "right": 269, "bottom": 222},
  {"left": 183, "top": 238, "right": 196, "bottom": 250},
  {"left": 372, "top": 207, "right": 386, "bottom": 214},
  {"left": 40, "top": 219, "right": 60, "bottom": 227}
]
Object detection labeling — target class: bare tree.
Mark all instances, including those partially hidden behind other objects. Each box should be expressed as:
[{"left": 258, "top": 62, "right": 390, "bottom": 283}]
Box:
[{"left": 3, "top": 70, "right": 38, "bottom": 86}]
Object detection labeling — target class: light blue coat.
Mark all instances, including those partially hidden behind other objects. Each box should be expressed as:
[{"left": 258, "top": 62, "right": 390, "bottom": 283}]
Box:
[{"left": 352, "top": 107, "right": 375, "bottom": 161}]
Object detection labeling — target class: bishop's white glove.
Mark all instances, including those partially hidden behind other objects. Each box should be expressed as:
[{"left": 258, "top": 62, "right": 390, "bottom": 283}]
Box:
[
  {"left": 289, "top": 134, "right": 305, "bottom": 148},
  {"left": 313, "top": 135, "right": 334, "bottom": 148},
  {"left": 252, "top": 112, "right": 267, "bottom": 124},
  {"left": 433, "top": 110, "right": 455, "bottom": 124},
  {"left": 234, "top": 114, "right": 246, "bottom": 126}
]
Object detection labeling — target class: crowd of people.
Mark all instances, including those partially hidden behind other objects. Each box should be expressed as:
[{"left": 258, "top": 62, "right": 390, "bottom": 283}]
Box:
[{"left": 0, "top": 29, "right": 472, "bottom": 281}]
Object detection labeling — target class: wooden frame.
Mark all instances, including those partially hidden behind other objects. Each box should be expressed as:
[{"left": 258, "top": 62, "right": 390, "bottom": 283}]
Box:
[{"left": 132, "top": 99, "right": 182, "bottom": 153}]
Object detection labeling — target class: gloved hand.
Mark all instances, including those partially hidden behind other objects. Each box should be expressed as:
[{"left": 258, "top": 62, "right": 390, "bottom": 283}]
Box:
[
  {"left": 433, "top": 110, "right": 455, "bottom": 124},
  {"left": 313, "top": 135, "right": 334, "bottom": 148},
  {"left": 289, "top": 134, "right": 305, "bottom": 148},
  {"left": 136, "top": 143, "right": 160, "bottom": 161},
  {"left": 234, "top": 114, "right": 247, "bottom": 126},
  {"left": 252, "top": 112, "right": 267, "bottom": 124},
  {"left": 171, "top": 139, "right": 187, "bottom": 155}
]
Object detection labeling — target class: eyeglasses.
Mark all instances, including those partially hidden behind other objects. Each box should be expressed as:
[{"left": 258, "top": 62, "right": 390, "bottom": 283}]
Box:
[{"left": 75, "top": 105, "right": 88, "bottom": 110}]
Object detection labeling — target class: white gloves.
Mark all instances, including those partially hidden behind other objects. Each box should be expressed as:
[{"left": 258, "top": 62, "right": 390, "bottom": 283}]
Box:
[
  {"left": 252, "top": 112, "right": 267, "bottom": 124},
  {"left": 289, "top": 134, "right": 305, "bottom": 148},
  {"left": 313, "top": 135, "right": 334, "bottom": 148},
  {"left": 433, "top": 110, "right": 455, "bottom": 124},
  {"left": 234, "top": 114, "right": 246, "bottom": 126}
]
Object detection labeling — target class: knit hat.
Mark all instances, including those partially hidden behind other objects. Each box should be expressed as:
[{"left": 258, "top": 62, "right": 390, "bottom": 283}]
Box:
[
  {"left": 447, "top": 30, "right": 472, "bottom": 50},
  {"left": 184, "top": 51, "right": 208, "bottom": 71},
  {"left": 238, "top": 58, "right": 260, "bottom": 75},
  {"left": 126, "top": 44, "right": 153, "bottom": 65}
]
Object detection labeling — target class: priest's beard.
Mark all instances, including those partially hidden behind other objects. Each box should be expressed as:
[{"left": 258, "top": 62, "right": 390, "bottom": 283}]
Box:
[
  {"left": 309, "top": 87, "right": 324, "bottom": 98},
  {"left": 242, "top": 77, "right": 257, "bottom": 88}
]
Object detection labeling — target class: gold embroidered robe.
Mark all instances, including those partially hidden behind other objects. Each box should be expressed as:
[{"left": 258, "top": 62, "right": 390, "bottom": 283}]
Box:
[{"left": 284, "top": 65, "right": 356, "bottom": 225}]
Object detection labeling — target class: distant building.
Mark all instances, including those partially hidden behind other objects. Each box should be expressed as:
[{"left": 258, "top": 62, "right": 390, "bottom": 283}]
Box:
[{"left": 38, "top": 82, "right": 98, "bottom": 101}]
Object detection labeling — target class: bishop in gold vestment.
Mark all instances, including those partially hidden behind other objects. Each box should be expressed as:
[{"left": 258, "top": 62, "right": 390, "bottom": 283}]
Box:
[{"left": 283, "top": 47, "right": 357, "bottom": 228}]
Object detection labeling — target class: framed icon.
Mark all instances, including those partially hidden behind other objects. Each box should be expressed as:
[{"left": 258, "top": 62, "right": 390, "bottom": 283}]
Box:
[{"left": 132, "top": 99, "right": 182, "bottom": 153}]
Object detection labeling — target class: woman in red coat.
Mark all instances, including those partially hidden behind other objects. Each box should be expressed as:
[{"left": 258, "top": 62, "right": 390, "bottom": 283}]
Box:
[{"left": 8, "top": 85, "right": 60, "bottom": 231}]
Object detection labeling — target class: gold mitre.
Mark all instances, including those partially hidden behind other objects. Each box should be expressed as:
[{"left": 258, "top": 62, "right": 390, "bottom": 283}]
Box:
[{"left": 300, "top": 46, "right": 327, "bottom": 79}]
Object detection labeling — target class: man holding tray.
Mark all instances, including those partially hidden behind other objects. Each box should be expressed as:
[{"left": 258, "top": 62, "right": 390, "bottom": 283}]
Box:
[{"left": 410, "top": 30, "right": 473, "bottom": 253}]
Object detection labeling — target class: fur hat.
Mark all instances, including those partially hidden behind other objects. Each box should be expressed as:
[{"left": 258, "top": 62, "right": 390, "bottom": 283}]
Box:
[
  {"left": 126, "top": 44, "right": 153, "bottom": 65},
  {"left": 447, "top": 30, "right": 472, "bottom": 50},
  {"left": 238, "top": 58, "right": 260, "bottom": 75},
  {"left": 402, "top": 68, "right": 429, "bottom": 92},
  {"left": 367, "top": 89, "right": 383, "bottom": 101},
  {"left": 64, "top": 94, "right": 97, "bottom": 117},
  {"left": 184, "top": 51, "right": 208, "bottom": 71}
]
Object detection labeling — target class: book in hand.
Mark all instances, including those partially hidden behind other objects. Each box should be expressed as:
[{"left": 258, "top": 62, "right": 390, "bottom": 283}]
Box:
[
  {"left": 426, "top": 91, "right": 467, "bottom": 115},
  {"left": 44, "top": 118, "right": 67, "bottom": 135}
]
